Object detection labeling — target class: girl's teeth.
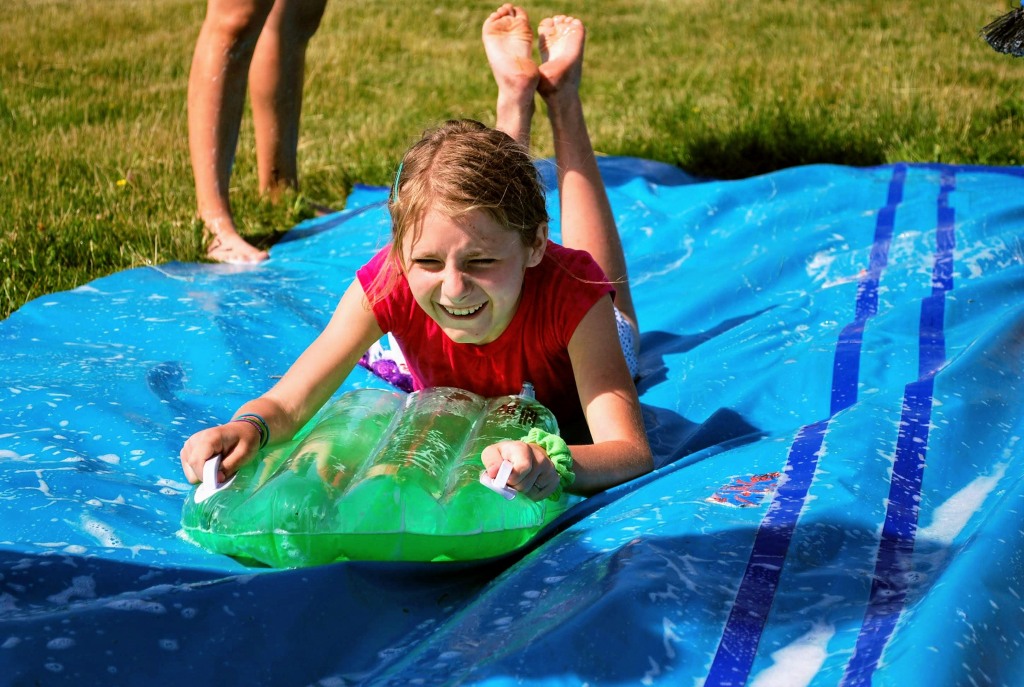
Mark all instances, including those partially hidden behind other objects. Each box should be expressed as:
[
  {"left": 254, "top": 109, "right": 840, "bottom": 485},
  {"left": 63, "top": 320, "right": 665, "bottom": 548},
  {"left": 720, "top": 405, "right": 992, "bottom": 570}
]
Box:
[{"left": 446, "top": 304, "right": 482, "bottom": 316}]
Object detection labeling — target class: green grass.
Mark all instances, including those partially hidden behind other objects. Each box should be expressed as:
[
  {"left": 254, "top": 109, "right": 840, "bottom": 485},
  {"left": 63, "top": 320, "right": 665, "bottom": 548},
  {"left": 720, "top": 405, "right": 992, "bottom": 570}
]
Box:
[{"left": 2, "top": 0, "right": 1021, "bottom": 318}]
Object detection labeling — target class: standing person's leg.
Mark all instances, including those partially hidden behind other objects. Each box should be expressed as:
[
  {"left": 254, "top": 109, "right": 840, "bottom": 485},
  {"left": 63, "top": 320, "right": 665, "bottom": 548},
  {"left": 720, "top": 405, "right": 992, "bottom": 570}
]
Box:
[
  {"left": 188, "top": 0, "right": 274, "bottom": 263},
  {"left": 537, "top": 15, "right": 637, "bottom": 330},
  {"left": 482, "top": 4, "right": 539, "bottom": 148},
  {"left": 249, "top": 0, "right": 328, "bottom": 200}
]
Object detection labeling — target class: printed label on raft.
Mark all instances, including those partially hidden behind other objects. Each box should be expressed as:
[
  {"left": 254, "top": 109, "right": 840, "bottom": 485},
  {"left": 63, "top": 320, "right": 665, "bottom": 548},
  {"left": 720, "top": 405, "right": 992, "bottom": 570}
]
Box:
[
  {"left": 494, "top": 401, "right": 539, "bottom": 427},
  {"left": 708, "top": 472, "right": 781, "bottom": 508}
]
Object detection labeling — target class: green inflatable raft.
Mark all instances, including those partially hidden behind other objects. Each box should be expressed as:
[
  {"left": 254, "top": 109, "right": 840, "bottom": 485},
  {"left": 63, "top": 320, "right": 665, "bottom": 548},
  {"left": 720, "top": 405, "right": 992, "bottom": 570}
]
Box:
[{"left": 180, "top": 386, "right": 576, "bottom": 567}]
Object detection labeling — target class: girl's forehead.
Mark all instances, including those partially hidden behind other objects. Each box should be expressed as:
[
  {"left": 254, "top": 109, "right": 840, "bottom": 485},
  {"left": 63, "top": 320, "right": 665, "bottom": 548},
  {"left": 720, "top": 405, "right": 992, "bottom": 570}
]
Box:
[{"left": 405, "top": 208, "right": 517, "bottom": 253}]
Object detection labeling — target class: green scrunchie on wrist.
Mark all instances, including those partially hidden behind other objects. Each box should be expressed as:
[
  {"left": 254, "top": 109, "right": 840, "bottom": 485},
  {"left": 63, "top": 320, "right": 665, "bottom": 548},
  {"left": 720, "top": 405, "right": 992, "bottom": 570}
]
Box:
[{"left": 522, "top": 427, "right": 574, "bottom": 500}]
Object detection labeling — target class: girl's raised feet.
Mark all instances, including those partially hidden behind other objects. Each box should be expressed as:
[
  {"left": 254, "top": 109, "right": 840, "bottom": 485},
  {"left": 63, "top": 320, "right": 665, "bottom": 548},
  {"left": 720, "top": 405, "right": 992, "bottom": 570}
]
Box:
[
  {"left": 204, "top": 217, "right": 269, "bottom": 264},
  {"left": 482, "top": 4, "right": 539, "bottom": 144},
  {"left": 538, "top": 15, "right": 585, "bottom": 99}
]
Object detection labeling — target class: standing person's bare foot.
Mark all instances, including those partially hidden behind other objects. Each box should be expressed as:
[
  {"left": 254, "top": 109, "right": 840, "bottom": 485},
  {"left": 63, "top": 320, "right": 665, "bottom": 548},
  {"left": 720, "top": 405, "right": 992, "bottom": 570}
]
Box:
[
  {"left": 482, "top": 4, "right": 540, "bottom": 145},
  {"left": 204, "top": 216, "right": 269, "bottom": 264},
  {"left": 538, "top": 15, "right": 585, "bottom": 99}
]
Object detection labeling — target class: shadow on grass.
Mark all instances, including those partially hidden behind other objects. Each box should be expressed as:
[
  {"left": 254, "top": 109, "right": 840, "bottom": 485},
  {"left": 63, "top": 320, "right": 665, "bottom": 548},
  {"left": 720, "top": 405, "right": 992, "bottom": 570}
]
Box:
[
  {"left": 686, "top": 113, "right": 886, "bottom": 180},
  {"left": 625, "top": 109, "right": 888, "bottom": 181}
]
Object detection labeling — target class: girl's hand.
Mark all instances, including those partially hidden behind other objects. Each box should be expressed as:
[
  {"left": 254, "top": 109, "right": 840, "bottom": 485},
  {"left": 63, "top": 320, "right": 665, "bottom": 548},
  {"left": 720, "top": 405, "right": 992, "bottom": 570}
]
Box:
[
  {"left": 482, "top": 440, "right": 558, "bottom": 501},
  {"left": 179, "top": 421, "right": 261, "bottom": 485}
]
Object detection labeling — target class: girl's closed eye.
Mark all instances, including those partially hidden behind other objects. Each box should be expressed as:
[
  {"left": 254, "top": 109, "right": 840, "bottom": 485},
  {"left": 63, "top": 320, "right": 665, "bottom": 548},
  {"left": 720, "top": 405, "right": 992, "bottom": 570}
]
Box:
[{"left": 412, "top": 258, "right": 443, "bottom": 270}]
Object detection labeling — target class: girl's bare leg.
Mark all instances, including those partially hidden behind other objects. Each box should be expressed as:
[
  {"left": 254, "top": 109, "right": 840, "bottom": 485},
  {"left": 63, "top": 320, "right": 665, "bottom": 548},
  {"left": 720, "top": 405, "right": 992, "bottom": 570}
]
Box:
[
  {"left": 538, "top": 15, "right": 637, "bottom": 327},
  {"left": 187, "top": 0, "right": 273, "bottom": 263},
  {"left": 482, "top": 4, "right": 539, "bottom": 147},
  {"left": 249, "top": 0, "right": 327, "bottom": 200}
]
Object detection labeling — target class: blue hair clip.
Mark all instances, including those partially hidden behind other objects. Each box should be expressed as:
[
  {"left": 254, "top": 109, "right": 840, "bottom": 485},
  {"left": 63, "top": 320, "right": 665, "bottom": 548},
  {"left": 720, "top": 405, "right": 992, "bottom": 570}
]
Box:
[{"left": 391, "top": 161, "right": 404, "bottom": 203}]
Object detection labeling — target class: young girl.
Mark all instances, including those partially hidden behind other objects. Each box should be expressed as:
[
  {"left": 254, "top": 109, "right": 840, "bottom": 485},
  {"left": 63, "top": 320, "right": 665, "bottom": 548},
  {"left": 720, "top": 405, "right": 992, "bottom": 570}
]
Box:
[{"left": 180, "top": 4, "right": 653, "bottom": 499}]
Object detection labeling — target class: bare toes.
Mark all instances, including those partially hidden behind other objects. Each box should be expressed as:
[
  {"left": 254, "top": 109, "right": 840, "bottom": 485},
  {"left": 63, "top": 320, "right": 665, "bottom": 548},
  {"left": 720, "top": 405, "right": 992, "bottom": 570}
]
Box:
[{"left": 206, "top": 234, "right": 269, "bottom": 264}]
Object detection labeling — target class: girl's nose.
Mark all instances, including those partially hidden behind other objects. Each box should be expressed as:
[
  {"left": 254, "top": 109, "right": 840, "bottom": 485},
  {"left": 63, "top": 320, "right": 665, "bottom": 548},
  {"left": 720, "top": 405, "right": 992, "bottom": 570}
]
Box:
[{"left": 442, "top": 268, "right": 471, "bottom": 302}]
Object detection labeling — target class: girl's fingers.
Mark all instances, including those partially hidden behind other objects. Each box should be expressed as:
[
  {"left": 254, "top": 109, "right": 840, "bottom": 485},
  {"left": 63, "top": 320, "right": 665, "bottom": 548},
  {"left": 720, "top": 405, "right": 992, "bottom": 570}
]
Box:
[
  {"left": 482, "top": 440, "right": 556, "bottom": 500},
  {"left": 180, "top": 424, "right": 257, "bottom": 484}
]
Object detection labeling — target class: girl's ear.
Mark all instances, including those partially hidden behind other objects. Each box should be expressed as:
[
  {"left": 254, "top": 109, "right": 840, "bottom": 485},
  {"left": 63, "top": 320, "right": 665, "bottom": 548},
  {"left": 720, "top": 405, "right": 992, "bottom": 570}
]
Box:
[{"left": 525, "top": 222, "right": 548, "bottom": 268}]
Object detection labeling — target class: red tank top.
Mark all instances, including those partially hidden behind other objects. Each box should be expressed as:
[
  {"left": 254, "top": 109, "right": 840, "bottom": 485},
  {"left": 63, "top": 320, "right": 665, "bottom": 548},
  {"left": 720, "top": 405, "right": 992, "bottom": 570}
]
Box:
[{"left": 356, "top": 241, "right": 613, "bottom": 428}]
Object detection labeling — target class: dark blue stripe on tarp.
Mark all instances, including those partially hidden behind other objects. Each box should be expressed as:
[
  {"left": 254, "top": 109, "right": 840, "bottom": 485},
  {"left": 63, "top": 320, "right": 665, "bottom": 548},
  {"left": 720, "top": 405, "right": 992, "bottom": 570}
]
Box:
[
  {"left": 839, "top": 169, "right": 956, "bottom": 686},
  {"left": 705, "top": 164, "right": 907, "bottom": 685},
  {"left": 705, "top": 419, "right": 829, "bottom": 685},
  {"left": 831, "top": 165, "right": 907, "bottom": 414}
]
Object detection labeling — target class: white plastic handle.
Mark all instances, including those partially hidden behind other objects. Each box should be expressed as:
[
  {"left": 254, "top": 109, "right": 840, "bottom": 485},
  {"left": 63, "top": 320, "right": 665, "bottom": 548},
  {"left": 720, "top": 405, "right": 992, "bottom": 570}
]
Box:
[
  {"left": 479, "top": 459, "right": 517, "bottom": 500},
  {"left": 193, "top": 454, "right": 237, "bottom": 504}
]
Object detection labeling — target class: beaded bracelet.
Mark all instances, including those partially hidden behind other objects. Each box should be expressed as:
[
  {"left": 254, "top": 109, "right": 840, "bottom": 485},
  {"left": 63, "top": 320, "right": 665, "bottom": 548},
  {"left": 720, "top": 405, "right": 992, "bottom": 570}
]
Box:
[
  {"left": 232, "top": 413, "right": 270, "bottom": 450},
  {"left": 521, "top": 427, "right": 574, "bottom": 500}
]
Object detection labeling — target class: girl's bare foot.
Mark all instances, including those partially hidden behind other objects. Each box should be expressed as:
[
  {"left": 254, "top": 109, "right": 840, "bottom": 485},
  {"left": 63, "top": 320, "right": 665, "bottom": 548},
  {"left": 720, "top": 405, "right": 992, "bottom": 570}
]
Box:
[
  {"left": 538, "top": 15, "right": 585, "bottom": 99},
  {"left": 483, "top": 4, "right": 539, "bottom": 98},
  {"left": 204, "top": 217, "right": 269, "bottom": 264},
  {"left": 482, "top": 4, "right": 539, "bottom": 144}
]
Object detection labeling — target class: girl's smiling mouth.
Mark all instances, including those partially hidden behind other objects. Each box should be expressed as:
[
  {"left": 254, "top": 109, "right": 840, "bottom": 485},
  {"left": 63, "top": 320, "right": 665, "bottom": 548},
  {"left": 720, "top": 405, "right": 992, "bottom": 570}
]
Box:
[{"left": 441, "top": 302, "right": 486, "bottom": 318}]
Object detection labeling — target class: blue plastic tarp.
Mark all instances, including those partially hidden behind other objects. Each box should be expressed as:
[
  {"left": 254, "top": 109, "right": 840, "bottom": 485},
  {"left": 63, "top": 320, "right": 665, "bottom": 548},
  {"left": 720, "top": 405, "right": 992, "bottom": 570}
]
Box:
[{"left": 2, "top": 157, "right": 1024, "bottom": 685}]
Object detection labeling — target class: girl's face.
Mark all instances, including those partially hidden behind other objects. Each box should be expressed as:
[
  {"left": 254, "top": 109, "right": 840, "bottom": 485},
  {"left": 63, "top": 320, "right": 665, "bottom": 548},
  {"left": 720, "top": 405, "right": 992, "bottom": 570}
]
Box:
[{"left": 402, "top": 208, "right": 546, "bottom": 345}]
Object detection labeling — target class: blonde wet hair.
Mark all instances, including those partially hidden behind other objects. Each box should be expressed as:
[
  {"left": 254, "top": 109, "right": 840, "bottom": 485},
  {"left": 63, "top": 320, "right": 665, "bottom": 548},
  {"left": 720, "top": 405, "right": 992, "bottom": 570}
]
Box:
[{"left": 366, "top": 119, "right": 548, "bottom": 304}]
